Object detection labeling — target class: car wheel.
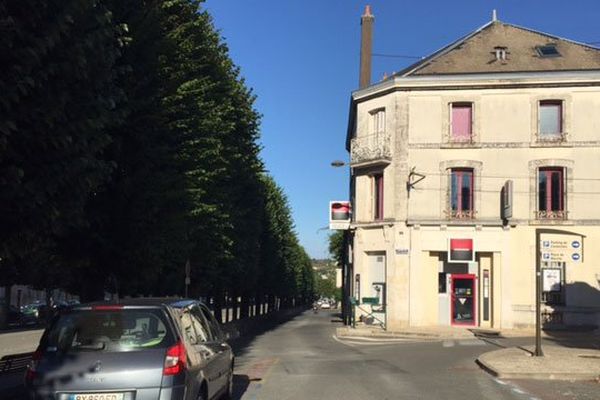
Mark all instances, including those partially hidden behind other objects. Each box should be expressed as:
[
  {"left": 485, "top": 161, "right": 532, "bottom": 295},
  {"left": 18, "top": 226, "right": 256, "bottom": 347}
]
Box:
[
  {"left": 221, "top": 366, "right": 233, "bottom": 400},
  {"left": 197, "top": 386, "right": 208, "bottom": 400}
]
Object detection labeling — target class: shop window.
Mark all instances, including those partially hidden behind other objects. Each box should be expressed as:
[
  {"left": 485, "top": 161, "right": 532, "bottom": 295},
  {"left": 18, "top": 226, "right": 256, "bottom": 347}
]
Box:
[
  {"left": 537, "top": 167, "right": 566, "bottom": 219},
  {"left": 438, "top": 273, "right": 447, "bottom": 293}
]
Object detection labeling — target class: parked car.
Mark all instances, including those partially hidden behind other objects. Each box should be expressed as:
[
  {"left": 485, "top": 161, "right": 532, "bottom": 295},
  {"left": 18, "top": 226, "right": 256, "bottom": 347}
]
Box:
[
  {"left": 0, "top": 300, "right": 25, "bottom": 326},
  {"left": 26, "top": 298, "right": 234, "bottom": 400},
  {"left": 20, "top": 302, "right": 49, "bottom": 325},
  {"left": 320, "top": 302, "right": 331, "bottom": 309}
]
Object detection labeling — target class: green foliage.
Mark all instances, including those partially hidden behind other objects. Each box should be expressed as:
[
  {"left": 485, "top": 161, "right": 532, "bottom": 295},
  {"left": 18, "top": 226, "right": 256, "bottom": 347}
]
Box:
[
  {"left": 314, "top": 261, "right": 340, "bottom": 301},
  {"left": 328, "top": 230, "right": 345, "bottom": 268},
  {"left": 0, "top": 0, "right": 124, "bottom": 289},
  {"left": 0, "top": 0, "right": 313, "bottom": 313}
]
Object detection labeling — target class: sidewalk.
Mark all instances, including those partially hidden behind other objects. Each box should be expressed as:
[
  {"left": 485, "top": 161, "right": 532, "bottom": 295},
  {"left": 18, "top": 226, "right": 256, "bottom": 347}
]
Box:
[
  {"left": 337, "top": 324, "right": 600, "bottom": 381},
  {"left": 336, "top": 324, "right": 476, "bottom": 340},
  {"left": 477, "top": 344, "right": 600, "bottom": 380}
]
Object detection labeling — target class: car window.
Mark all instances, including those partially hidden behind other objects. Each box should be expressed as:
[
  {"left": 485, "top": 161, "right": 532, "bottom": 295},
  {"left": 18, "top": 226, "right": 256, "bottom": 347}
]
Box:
[
  {"left": 200, "top": 305, "right": 223, "bottom": 340},
  {"left": 190, "top": 306, "right": 215, "bottom": 342},
  {"left": 45, "top": 309, "right": 174, "bottom": 353},
  {"left": 180, "top": 311, "right": 199, "bottom": 345}
]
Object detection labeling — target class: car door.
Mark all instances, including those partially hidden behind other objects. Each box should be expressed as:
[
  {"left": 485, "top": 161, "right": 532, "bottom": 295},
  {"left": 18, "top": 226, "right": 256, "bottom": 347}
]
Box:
[
  {"left": 188, "top": 306, "right": 223, "bottom": 398},
  {"left": 198, "top": 305, "right": 232, "bottom": 389},
  {"left": 190, "top": 306, "right": 229, "bottom": 392},
  {"left": 180, "top": 309, "right": 219, "bottom": 400}
]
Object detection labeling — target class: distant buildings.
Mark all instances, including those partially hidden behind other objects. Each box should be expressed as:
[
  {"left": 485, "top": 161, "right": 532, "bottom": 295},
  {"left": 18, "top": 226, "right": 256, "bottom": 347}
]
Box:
[{"left": 346, "top": 8, "right": 600, "bottom": 330}]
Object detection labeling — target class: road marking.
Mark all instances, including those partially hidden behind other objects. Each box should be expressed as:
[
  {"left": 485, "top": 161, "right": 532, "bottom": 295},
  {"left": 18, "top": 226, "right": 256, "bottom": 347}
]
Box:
[
  {"left": 442, "top": 340, "right": 455, "bottom": 347},
  {"left": 332, "top": 334, "right": 422, "bottom": 346},
  {"left": 494, "top": 378, "right": 538, "bottom": 400},
  {"left": 457, "top": 339, "right": 486, "bottom": 346}
]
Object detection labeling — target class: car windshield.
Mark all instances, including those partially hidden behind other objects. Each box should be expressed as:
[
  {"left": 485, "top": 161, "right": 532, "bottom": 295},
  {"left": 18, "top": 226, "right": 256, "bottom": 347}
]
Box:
[{"left": 44, "top": 309, "right": 175, "bottom": 353}]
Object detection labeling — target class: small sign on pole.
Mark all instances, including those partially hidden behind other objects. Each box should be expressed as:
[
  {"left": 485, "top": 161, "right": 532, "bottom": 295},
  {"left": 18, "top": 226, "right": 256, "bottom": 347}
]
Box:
[
  {"left": 329, "top": 201, "right": 351, "bottom": 230},
  {"left": 184, "top": 259, "right": 191, "bottom": 297}
]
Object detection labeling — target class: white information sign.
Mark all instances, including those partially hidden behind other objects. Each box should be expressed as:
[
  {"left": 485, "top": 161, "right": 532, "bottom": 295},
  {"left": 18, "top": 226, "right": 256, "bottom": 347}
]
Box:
[
  {"left": 543, "top": 269, "right": 561, "bottom": 292},
  {"left": 540, "top": 234, "right": 583, "bottom": 263}
]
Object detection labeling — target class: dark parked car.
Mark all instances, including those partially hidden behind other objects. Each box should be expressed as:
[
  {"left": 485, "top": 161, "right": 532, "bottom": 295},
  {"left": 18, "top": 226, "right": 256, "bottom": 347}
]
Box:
[
  {"left": 21, "top": 302, "right": 50, "bottom": 325},
  {"left": 0, "top": 301, "right": 25, "bottom": 326},
  {"left": 26, "top": 298, "right": 234, "bottom": 400}
]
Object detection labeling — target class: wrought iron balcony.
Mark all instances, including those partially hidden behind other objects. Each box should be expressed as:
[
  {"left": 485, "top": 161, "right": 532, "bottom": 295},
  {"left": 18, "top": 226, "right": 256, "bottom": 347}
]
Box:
[
  {"left": 445, "top": 209, "right": 476, "bottom": 220},
  {"left": 350, "top": 132, "right": 391, "bottom": 165},
  {"left": 535, "top": 210, "right": 568, "bottom": 220}
]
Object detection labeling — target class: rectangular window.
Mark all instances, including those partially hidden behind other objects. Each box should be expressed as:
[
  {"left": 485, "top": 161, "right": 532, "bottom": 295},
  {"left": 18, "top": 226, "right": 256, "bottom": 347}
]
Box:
[
  {"left": 373, "top": 173, "right": 384, "bottom": 220},
  {"left": 372, "top": 109, "right": 385, "bottom": 134},
  {"left": 538, "top": 167, "right": 564, "bottom": 218},
  {"left": 450, "top": 168, "right": 474, "bottom": 218},
  {"left": 451, "top": 103, "right": 472, "bottom": 142},
  {"left": 539, "top": 101, "right": 562, "bottom": 138},
  {"left": 438, "top": 273, "right": 447, "bottom": 293}
]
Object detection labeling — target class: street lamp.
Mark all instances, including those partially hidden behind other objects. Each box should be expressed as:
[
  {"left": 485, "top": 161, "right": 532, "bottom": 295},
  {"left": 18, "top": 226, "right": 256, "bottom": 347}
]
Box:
[{"left": 331, "top": 160, "right": 347, "bottom": 168}]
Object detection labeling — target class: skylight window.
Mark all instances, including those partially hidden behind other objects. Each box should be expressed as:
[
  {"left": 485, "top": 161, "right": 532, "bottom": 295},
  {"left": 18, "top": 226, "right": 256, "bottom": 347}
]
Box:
[{"left": 536, "top": 44, "right": 560, "bottom": 58}]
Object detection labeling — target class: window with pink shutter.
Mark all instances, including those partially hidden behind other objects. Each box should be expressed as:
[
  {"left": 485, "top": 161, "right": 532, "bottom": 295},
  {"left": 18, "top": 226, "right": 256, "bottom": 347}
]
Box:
[{"left": 451, "top": 103, "right": 473, "bottom": 142}]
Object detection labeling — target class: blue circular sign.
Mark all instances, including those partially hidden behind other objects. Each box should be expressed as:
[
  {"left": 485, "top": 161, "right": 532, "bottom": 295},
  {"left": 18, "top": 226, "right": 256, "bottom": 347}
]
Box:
[
  {"left": 571, "top": 241, "right": 581, "bottom": 249},
  {"left": 572, "top": 253, "right": 581, "bottom": 261}
]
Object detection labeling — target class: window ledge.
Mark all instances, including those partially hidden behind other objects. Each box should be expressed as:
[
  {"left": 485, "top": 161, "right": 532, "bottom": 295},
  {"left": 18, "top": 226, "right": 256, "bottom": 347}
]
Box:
[
  {"left": 351, "top": 220, "right": 395, "bottom": 229},
  {"left": 441, "top": 141, "right": 481, "bottom": 149},
  {"left": 531, "top": 134, "right": 570, "bottom": 147},
  {"left": 529, "top": 219, "right": 574, "bottom": 226}
]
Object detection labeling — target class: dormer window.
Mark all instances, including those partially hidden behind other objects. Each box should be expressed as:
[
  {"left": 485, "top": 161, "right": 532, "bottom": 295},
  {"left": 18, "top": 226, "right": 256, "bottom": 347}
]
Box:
[
  {"left": 536, "top": 44, "right": 560, "bottom": 58},
  {"left": 494, "top": 46, "right": 508, "bottom": 61}
]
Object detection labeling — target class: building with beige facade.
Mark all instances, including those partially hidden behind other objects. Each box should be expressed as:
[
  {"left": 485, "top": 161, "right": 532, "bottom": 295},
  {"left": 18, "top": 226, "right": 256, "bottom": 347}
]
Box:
[{"left": 346, "top": 11, "right": 600, "bottom": 331}]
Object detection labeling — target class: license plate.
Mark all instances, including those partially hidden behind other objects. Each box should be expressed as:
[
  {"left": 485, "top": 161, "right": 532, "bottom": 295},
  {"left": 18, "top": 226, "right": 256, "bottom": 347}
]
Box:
[{"left": 69, "top": 393, "right": 124, "bottom": 400}]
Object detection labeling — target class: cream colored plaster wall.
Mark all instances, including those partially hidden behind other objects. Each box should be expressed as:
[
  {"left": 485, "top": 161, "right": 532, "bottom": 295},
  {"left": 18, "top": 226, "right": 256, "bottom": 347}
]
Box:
[
  {"left": 408, "top": 96, "right": 442, "bottom": 143},
  {"left": 408, "top": 249, "right": 438, "bottom": 326},
  {"left": 353, "top": 164, "right": 396, "bottom": 222},
  {"left": 571, "top": 91, "right": 600, "bottom": 142},
  {"left": 479, "top": 93, "right": 531, "bottom": 143},
  {"left": 356, "top": 96, "right": 395, "bottom": 138},
  {"left": 352, "top": 82, "right": 600, "bottom": 329},
  {"left": 405, "top": 86, "right": 600, "bottom": 145},
  {"left": 407, "top": 146, "right": 600, "bottom": 221}
]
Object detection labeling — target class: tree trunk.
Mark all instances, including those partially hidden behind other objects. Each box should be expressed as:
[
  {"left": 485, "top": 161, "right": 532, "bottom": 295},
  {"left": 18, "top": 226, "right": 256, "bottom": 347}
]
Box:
[
  {"left": 0, "top": 285, "right": 11, "bottom": 329},
  {"left": 240, "top": 295, "right": 249, "bottom": 319},
  {"left": 213, "top": 294, "right": 223, "bottom": 324}
]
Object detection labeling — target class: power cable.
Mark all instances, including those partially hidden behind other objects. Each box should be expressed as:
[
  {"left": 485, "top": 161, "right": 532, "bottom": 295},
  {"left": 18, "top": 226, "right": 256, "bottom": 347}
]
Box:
[{"left": 372, "top": 53, "right": 422, "bottom": 59}]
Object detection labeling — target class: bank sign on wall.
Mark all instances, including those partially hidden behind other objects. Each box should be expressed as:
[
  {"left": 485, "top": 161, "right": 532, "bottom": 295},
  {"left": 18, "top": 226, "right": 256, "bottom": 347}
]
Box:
[{"left": 540, "top": 234, "right": 583, "bottom": 263}]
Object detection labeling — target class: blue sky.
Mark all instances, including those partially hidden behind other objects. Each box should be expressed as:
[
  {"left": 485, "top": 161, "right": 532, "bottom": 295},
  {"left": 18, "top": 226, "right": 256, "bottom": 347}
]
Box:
[{"left": 203, "top": 0, "right": 600, "bottom": 259}]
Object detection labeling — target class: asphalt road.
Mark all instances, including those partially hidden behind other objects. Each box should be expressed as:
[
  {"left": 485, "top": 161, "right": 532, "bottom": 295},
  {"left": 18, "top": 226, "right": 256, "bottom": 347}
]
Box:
[
  {"left": 1, "top": 311, "right": 598, "bottom": 399},
  {"left": 231, "top": 310, "right": 599, "bottom": 400}
]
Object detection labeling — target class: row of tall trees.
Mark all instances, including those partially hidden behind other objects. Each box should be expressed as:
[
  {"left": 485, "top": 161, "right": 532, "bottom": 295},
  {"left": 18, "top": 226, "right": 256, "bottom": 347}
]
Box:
[{"left": 0, "top": 0, "right": 313, "bottom": 323}]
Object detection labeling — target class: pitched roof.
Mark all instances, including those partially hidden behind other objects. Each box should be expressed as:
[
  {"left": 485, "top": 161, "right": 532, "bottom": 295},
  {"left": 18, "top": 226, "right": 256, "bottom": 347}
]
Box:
[{"left": 397, "top": 20, "right": 600, "bottom": 77}]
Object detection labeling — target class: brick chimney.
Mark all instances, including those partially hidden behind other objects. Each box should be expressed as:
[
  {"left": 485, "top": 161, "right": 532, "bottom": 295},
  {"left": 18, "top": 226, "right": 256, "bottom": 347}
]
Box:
[{"left": 359, "top": 5, "right": 374, "bottom": 89}]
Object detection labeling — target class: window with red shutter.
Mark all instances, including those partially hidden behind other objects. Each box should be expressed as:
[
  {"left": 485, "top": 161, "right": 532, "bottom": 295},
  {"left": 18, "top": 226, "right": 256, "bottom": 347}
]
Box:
[
  {"left": 449, "top": 168, "right": 474, "bottom": 219},
  {"left": 373, "top": 173, "right": 384, "bottom": 220}
]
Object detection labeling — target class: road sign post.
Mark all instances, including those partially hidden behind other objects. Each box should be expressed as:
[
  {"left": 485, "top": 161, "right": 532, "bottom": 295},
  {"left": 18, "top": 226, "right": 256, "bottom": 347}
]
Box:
[{"left": 185, "top": 260, "right": 191, "bottom": 298}]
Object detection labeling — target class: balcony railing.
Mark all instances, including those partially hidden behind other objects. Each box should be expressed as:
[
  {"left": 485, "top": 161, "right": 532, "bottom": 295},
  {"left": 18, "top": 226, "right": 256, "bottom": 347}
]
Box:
[
  {"left": 445, "top": 209, "right": 476, "bottom": 220},
  {"left": 350, "top": 132, "right": 391, "bottom": 164},
  {"left": 536, "top": 210, "right": 568, "bottom": 220}
]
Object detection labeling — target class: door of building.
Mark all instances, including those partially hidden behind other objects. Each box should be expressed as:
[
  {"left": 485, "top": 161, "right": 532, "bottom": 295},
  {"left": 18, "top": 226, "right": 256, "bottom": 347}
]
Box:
[{"left": 451, "top": 274, "right": 476, "bottom": 326}]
